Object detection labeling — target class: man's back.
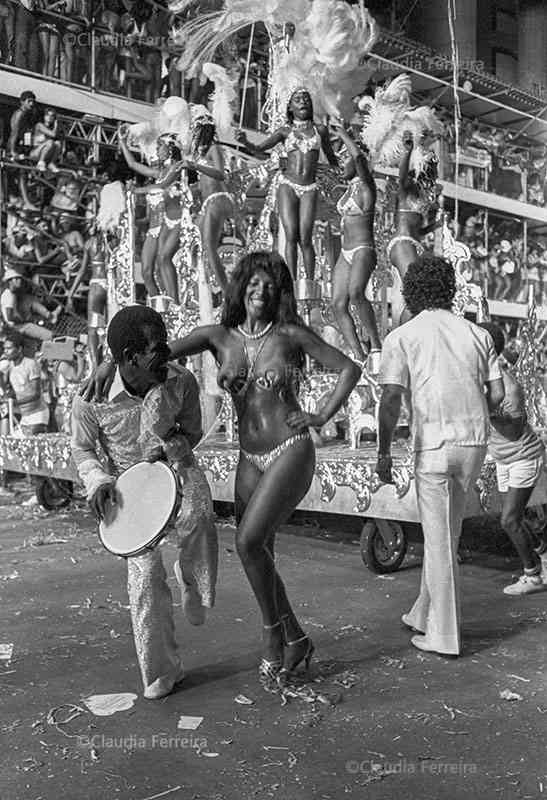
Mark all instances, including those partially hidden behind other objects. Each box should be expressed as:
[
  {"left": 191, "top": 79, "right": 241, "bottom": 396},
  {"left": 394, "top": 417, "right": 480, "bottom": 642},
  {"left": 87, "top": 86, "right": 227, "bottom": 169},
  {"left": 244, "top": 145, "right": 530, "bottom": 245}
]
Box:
[{"left": 380, "top": 309, "right": 500, "bottom": 451}]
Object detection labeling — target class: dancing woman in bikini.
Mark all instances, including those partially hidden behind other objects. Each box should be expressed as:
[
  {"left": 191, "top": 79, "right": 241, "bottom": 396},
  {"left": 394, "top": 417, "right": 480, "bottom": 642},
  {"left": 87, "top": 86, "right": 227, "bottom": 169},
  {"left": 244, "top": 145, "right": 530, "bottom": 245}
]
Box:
[
  {"left": 235, "top": 89, "right": 338, "bottom": 281},
  {"left": 119, "top": 130, "right": 182, "bottom": 304},
  {"left": 86, "top": 252, "right": 359, "bottom": 691},
  {"left": 331, "top": 123, "right": 381, "bottom": 372},
  {"left": 181, "top": 111, "right": 234, "bottom": 294},
  {"left": 387, "top": 130, "right": 438, "bottom": 326}
]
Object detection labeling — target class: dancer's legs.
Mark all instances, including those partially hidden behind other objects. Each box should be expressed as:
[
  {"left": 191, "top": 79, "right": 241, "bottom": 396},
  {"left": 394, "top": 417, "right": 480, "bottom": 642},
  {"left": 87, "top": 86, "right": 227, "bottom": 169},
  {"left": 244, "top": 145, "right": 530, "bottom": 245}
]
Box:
[
  {"left": 141, "top": 234, "right": 160, "bottom": 298},
  {"left": 157, "top": 223, "right": 180, "bottom": 303},
  {"left": 299, "top": 188, "right": 318, "bottom": 281},
  {"left": 234, "top": 437, "right": 315, "bottom": 657},
  {"left": 389, "top": 240, "right": 419, "bottom": 327},
  {"left": 332, "top": 253, "right": 365, "bottom": 361},
  {"left": 348, "top": 248, "right": 381, "bottom": 350},
  {"left": 277, "top": 184, "right": 300, "bottom": 280},
  {"left": 200, "top": 195, "right": 233, "bottom": 293},
  {"left": 87, "top": 283, "right": 107, "bottom": 368}
]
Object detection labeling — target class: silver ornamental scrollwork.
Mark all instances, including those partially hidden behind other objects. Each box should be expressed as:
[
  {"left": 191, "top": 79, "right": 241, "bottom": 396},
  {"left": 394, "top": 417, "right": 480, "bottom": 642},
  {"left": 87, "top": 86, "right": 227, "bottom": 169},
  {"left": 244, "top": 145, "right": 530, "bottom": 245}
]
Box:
[
  {"left": 314, "top": 456, "right": 413, "bottom": 513},
  {"left": 197, "top": 450, "right": 239, "bottom": 483}
]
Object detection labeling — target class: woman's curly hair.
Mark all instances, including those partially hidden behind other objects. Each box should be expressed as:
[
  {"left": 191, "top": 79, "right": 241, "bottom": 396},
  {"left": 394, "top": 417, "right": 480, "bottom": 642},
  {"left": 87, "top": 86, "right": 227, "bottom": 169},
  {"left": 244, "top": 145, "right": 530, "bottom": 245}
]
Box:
[
  {"left": 221, "top": 251, "right": 302, "bottom": 329},
  {"left": 402, "top": 255, "right": 456, "bottom": 315}
]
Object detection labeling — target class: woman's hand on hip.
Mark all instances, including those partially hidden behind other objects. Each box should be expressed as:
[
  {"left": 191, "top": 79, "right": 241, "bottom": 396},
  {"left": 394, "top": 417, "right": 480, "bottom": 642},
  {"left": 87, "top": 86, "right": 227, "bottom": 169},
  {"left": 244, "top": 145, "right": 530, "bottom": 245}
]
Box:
[{"left": 286, "top": 410, "right": 325, "bottom": 430}]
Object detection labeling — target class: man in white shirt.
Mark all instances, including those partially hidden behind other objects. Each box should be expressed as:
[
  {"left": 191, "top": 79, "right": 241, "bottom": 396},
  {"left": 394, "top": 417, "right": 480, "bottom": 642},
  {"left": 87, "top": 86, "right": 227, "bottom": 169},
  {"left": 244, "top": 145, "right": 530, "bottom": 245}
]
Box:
[
  {"left": 4, "top": 331, "right": 49, "bottom": 435},
  {"left": 376, "top": 256, "right": 504, "bottom": 656},
  {"left": 1, "top": 268, "right": 60, "bottom": 342}
]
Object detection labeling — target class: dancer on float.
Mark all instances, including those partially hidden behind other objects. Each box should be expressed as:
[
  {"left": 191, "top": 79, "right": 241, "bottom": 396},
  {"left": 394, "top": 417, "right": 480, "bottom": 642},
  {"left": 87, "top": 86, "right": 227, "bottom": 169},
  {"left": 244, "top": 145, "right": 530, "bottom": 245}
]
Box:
[
  {"left": 331, "top": 122, "right": 381, "bottom": 372},
  {"left": 67, "top": 222, "right": 107, "bottom": 369},
  {"left": 387, "top": 130, "right": 439, "bottom": 325},
  {"left": 118, "top": 129, "right": 181, "bottom": 304},
  {"left": 181, "top": 110, "right": 234, "bottom": 294},
  {"left": 85, "top": 251, "right": 360, "bottom": 690},
  {"left": 235, "top": 89, "right": 338, "bottom": 282}
]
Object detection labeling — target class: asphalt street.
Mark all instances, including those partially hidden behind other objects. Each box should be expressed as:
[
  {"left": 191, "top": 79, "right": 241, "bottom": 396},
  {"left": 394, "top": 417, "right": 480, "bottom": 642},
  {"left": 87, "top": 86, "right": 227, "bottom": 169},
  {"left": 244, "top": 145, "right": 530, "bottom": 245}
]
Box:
[{"left": 1, "top": 493, "right": 546, "bottom": 800}]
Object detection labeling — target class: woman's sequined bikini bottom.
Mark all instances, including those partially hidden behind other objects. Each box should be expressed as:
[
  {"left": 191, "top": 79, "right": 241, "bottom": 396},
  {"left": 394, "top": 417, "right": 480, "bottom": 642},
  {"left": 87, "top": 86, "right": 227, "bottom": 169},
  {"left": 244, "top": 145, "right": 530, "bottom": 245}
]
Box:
[{"left": 240, "top": 431, "right": 311, "bottom": 474}]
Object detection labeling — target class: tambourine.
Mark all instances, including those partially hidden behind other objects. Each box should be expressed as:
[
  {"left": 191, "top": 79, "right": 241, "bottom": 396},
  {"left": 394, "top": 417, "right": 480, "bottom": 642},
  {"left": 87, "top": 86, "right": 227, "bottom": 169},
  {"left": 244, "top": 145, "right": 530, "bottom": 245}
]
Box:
[{"left": 99, "top": 461, "right": 182, "bottom": 557}]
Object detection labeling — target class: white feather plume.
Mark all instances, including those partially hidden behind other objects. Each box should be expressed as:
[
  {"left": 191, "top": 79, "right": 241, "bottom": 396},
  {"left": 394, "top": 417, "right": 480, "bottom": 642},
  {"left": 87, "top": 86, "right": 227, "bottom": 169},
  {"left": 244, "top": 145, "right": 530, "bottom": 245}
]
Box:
[
  {"left": 97, "top": 182, "right": 126, "bottom": 233},
  {"left": 360, "top": 73, "right": 443, "bottom": 171},
  {"left": 172, "top": 0, "right": 377, "bottom": 122},
  {"left": 202, "top": 62, "right": 237, "bottom": 136}
]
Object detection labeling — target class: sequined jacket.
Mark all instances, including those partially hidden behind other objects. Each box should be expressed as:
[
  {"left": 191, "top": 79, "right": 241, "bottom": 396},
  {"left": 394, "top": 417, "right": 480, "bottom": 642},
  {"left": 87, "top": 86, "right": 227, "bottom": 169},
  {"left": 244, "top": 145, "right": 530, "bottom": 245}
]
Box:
[{"left": 71, "top": 367, "right": 202, "bottom": 499}]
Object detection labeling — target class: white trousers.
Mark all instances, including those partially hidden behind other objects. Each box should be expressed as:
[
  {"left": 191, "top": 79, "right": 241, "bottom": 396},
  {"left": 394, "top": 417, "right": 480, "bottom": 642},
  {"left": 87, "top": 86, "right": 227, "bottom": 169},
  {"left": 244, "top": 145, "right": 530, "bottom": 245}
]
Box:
[
  {"left": 127, "top": 466, "right": 218, "bottom": 698},
  {"left": 405, "top": 444, "right": 486, "bottom": 655}
]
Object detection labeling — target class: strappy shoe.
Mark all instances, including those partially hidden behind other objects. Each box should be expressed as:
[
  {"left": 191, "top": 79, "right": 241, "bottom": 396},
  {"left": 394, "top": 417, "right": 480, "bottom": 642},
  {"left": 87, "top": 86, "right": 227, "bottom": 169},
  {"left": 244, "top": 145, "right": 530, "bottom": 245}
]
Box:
[
  {"left": 258, "top": 621, "right": 283, "bottom": 693},
  {"left": 277, "top": 634, "right": 315, "bottom": 686}
]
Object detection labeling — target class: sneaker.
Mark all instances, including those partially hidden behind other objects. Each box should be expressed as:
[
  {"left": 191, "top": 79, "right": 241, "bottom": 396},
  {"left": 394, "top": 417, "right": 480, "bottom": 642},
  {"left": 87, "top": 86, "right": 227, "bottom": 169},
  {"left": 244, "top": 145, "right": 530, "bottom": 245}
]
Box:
[
  {"left": 173, "top": 561, "right": 206, "bottom": 626},
  {"left": 503, "top": 574, "right": 547, "bottom": 596}
]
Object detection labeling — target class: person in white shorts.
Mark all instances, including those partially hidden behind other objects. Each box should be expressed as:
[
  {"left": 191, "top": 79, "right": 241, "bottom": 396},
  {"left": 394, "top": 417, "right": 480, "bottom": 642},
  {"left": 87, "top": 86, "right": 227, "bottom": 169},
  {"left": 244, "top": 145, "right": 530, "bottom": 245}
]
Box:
[{"left": 480, "top": 323, "right": 547, "bottom": 595}]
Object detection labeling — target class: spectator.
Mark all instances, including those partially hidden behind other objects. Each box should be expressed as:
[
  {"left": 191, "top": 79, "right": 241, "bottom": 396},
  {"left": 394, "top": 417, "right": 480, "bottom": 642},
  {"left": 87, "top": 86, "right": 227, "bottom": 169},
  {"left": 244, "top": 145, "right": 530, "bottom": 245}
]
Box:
[
  {"left": 52, "top": 339, "right": 87, "bottom": 433},
  {"left": 0, "top": 0, "right": 17, "bottom": 65},
  {"left": 29, "top": 107, "right": 61, "bottom": 172},
  {"left": 1, "top": 267, "right": 61, "bottom": 342},
  {"left": 32, "top": 219, "right": 65, "bottom": 267},
  {"left": 57, "top": 213, "right": 84, "bottom": 281},
  {"left": 36, "top": 0, "right": 63, "bottom": 78},
  {"left": 8, "top": 91, "right": 36, "bottom": 159},
  {"left": 3, "top": 331, "right": 49, "bottom": 435},
  {"left": 13, "top": 0, "right": 40, "bottom": 72}
]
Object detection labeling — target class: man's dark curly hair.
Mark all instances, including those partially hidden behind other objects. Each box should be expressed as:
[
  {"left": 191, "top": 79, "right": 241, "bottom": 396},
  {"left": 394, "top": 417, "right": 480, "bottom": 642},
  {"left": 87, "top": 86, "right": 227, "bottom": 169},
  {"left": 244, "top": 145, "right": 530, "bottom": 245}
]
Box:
[
  {"left": 107, "top": 305, "right": 166, "bottom": 364},
  {"left": 402, "top": 255, "right": 456, "bottom": 315},
  {"left": 221, "top": 251, "right": 301, "bottom": 329}
]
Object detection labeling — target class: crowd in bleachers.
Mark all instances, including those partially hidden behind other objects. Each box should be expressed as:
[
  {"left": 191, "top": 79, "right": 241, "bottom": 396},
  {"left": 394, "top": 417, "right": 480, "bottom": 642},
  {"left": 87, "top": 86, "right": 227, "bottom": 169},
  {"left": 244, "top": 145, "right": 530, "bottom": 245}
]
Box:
[
  {"left": 441, "top": 113, "right": 547, "bottom": 207},
  {"left": 457, "top": 209, "right": 547, "bottom": 305},
  {"left": 0, "top": 0, "right": 269, "bottom": 113}
]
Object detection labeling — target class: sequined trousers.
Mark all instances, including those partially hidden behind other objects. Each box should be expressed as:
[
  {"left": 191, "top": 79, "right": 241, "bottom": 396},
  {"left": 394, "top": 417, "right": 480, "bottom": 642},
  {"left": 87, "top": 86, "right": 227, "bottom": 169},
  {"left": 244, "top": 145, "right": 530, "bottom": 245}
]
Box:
[{"left": 127, "top": 463, "right": 218, "bottom": 698}]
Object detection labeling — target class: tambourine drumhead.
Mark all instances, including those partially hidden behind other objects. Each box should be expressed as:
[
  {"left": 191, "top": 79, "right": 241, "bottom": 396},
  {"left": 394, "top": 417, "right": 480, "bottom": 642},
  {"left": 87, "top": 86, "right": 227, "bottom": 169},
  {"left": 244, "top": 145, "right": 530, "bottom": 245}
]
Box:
[{"left": 99, "top": 461, "right": 180, "bottom": 557}]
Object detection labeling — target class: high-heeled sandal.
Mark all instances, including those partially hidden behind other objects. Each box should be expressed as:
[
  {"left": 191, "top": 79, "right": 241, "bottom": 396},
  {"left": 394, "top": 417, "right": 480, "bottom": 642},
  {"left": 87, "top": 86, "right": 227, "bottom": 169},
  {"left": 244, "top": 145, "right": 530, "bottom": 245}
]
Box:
[
  {"left": 258, "top": 621, "right": 283, "bottom": 692},
  {"left": 277, "top": 633, "right": 315, "bottom": 686}
]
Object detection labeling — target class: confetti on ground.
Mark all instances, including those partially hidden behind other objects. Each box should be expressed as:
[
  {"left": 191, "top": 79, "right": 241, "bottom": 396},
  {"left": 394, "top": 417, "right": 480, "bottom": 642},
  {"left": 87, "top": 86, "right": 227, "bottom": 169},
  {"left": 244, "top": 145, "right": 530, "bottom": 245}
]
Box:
[
  {"left": 83, "top": 693, "right": 137, "bottom": 716},
  {"left": 234, "top": 694, "right": 254, "bottom": 705},
  {"left": 137, "top": 787, "right": 182, "bottom": 800},
  {"left": 500, "top": 689, "right": 523, "bottom": 702},
  {"left": 0, "top": 644, "right": 14, "bottom": 662},
  {"left": 177, "top": 715, "right": 203, "bottom": 730}
]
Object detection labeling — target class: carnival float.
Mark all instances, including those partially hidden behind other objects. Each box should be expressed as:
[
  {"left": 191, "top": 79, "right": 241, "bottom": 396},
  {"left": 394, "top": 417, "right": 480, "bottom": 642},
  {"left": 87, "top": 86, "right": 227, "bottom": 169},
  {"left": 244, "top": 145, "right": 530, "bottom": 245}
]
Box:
[{"left": 2, "top": 0, "right": 547, "bottom": 573}]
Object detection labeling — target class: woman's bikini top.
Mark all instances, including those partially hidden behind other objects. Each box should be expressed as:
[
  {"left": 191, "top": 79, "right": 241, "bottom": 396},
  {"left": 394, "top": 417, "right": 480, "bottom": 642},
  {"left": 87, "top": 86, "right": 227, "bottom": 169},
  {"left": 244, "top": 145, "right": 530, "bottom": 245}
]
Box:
[
  {"left": 284, "top": 125, "right": 321, "bottom": 156},
  {"left": 216, "top": 331, "right": 299, "bottom": 401},
  {"left": 337, "top": 179, "right": 374, "bottom": 219}
]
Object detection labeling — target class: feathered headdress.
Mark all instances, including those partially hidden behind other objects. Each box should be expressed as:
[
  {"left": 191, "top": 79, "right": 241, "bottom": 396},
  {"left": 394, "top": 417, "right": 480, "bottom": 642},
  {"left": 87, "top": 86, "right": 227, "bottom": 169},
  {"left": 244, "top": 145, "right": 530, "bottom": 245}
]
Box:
[
  {"left": 170, "top": 0, "right": 377, "bottom": 124},
  {"left": 126, "top": 96, "right": 192, "bottom": 158},
  {"left": 359, "top": 74, "right": 444, "bottom": 174}
]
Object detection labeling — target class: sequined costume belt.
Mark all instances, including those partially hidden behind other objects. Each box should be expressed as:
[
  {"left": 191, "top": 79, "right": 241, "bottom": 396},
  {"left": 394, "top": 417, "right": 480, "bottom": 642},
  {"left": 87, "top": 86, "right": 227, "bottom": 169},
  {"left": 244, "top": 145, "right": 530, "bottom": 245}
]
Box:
[
  {"left": 240, "top": 431, "right": 311, "bottom": 473},
  {"left": 386, "top": 235, "right": 424, "bottom": 263},
  {"left": 277, "top": 174, "right": 318, "bottom": 199},
  {"left": 201, "top": 191, "right": 234, "bottom": 215},
  {"left": 147, "top": 225, "right": 162, "bottom": 239}
]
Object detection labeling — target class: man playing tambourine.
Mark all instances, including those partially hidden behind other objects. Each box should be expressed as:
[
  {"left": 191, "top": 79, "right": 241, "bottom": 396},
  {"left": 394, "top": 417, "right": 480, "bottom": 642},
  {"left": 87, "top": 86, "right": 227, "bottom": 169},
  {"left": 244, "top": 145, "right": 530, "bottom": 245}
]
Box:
[{"left": 72, "top": 306, "right": 218, "bottom": 700}]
